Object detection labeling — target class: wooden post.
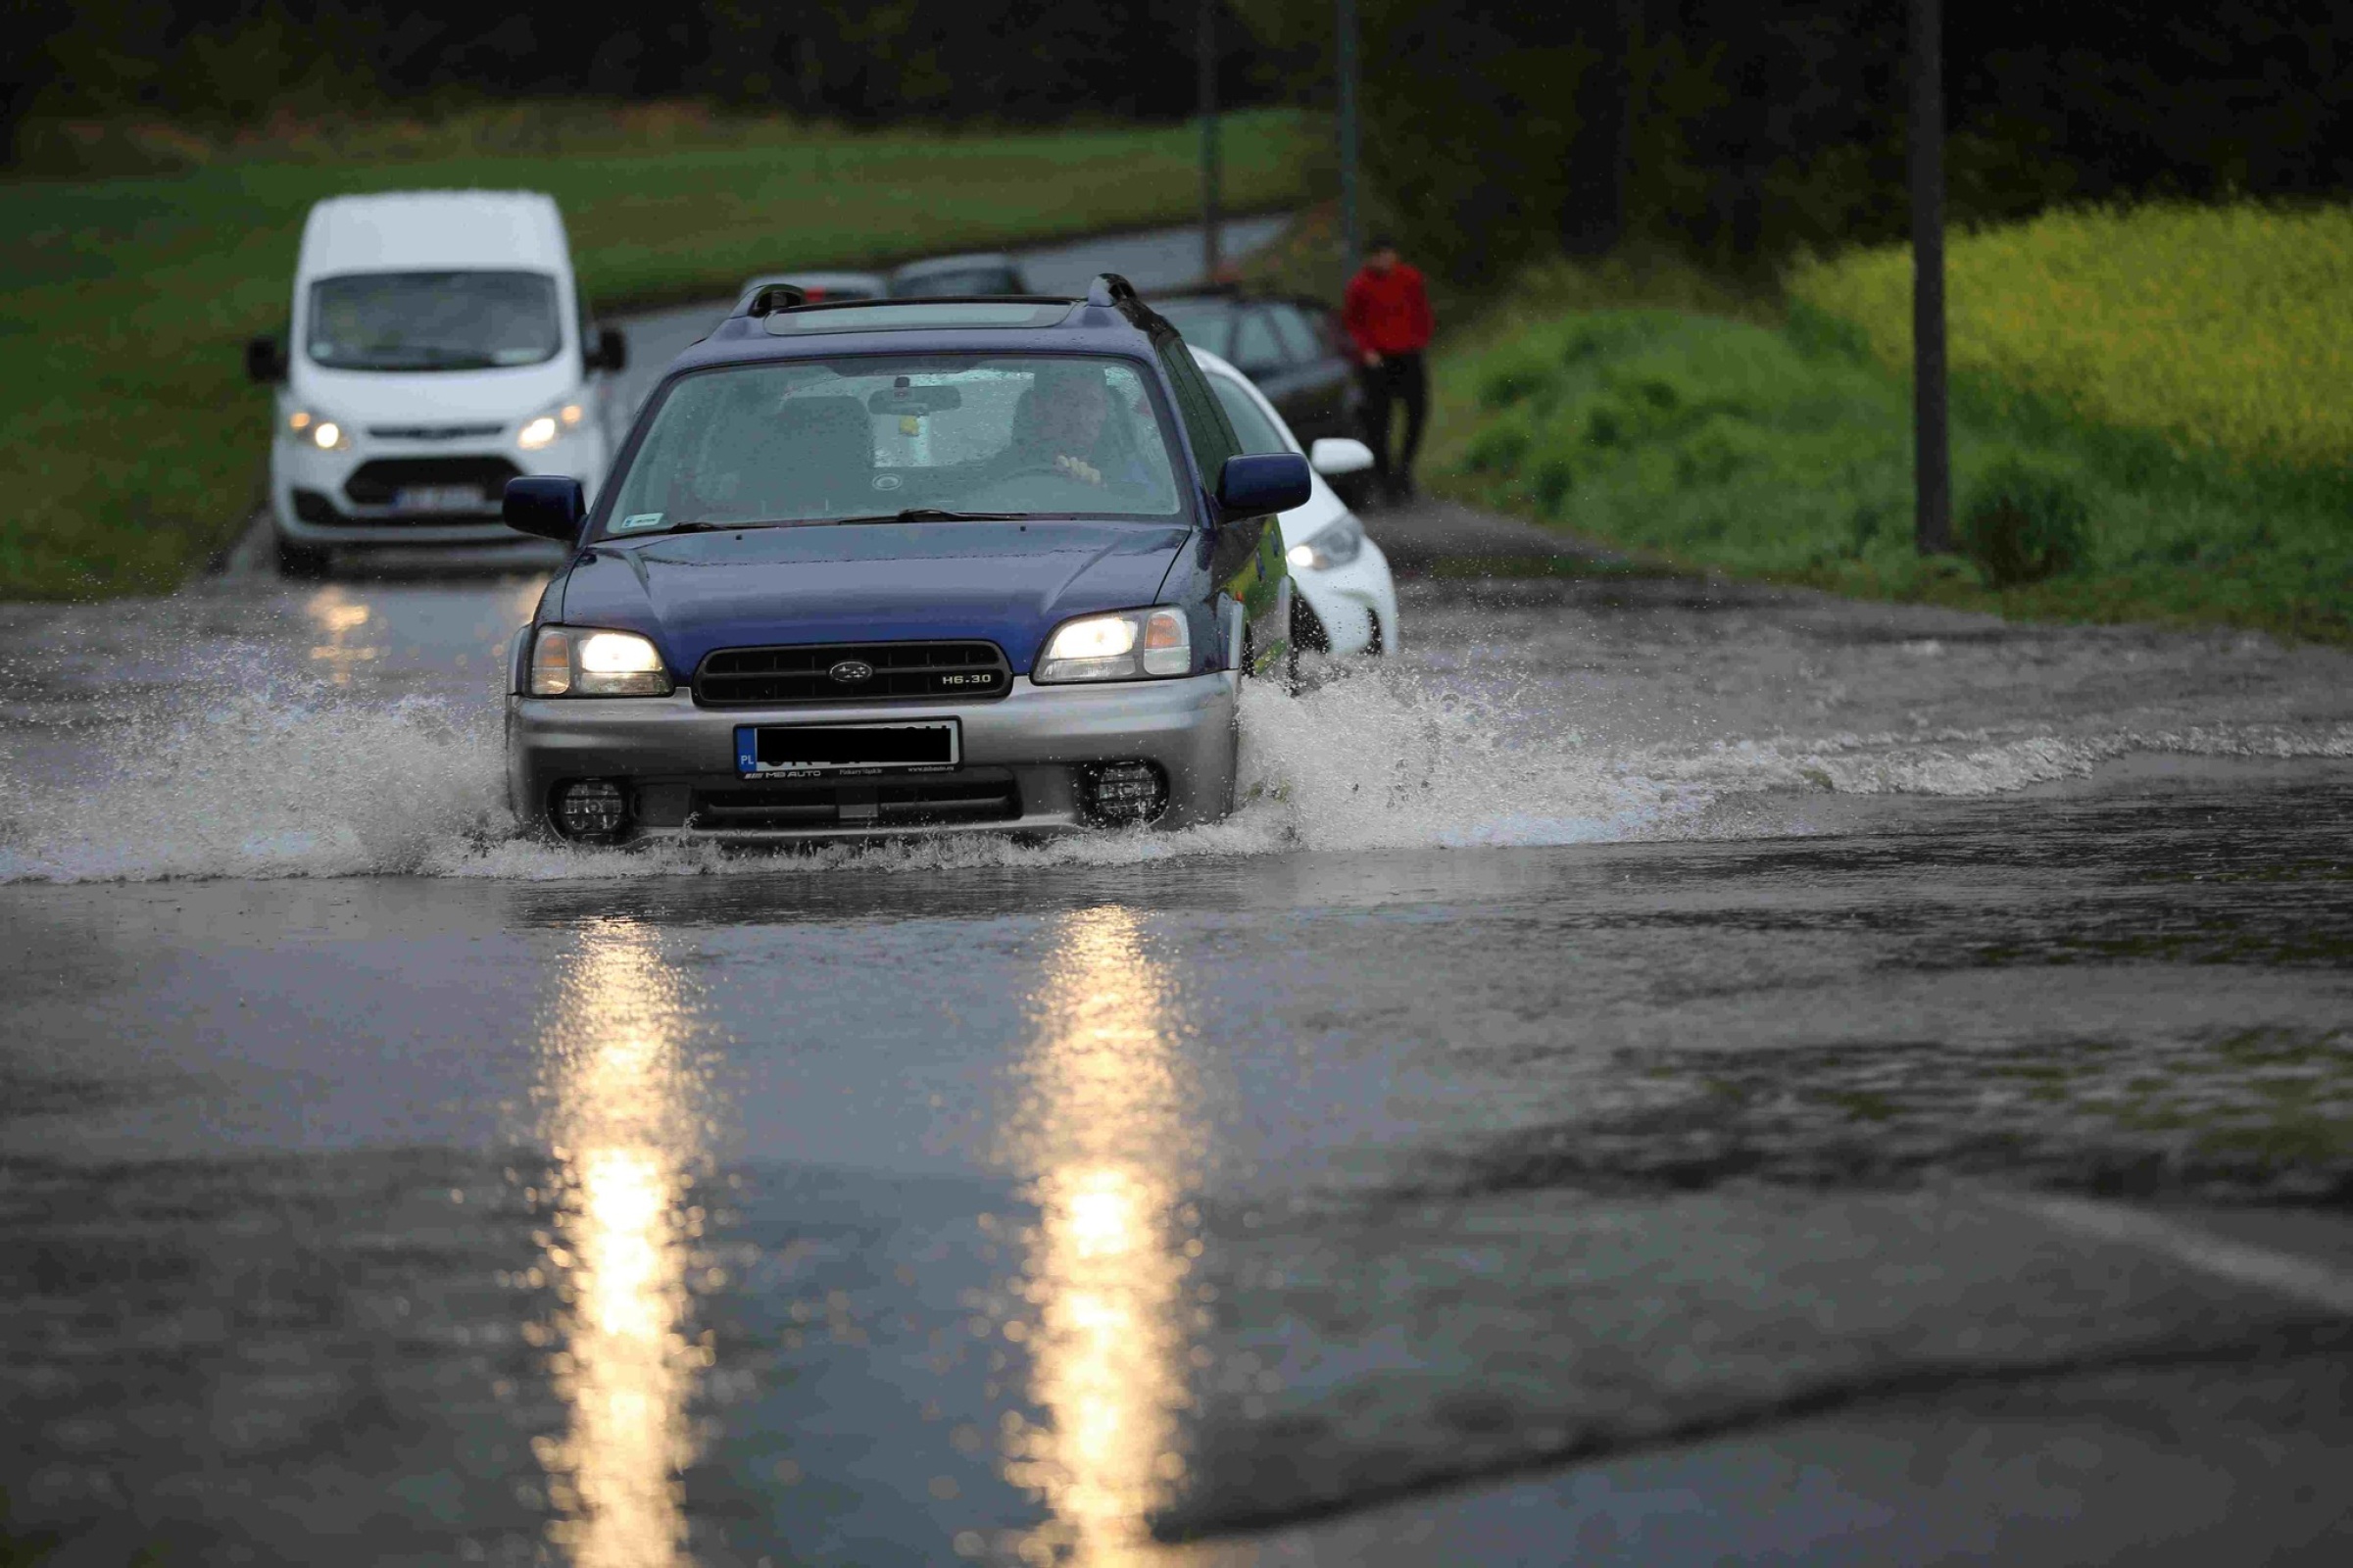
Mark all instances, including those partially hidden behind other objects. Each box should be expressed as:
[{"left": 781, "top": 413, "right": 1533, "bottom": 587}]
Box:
[
  {"left": 1200, "top": 0, "right": 1222, "bottom": 282},
  {"left": 1337, "top": 0, "right": 1362, "bottom": 273},
  {"left": 1911, "top": 0, "right": 1952, "bottom": 554}
]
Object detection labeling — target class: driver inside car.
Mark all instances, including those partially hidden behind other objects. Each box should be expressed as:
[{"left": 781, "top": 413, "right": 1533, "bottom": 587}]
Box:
[{"left": 1007, "top": 363, "right": 1156, "bottom": 490}]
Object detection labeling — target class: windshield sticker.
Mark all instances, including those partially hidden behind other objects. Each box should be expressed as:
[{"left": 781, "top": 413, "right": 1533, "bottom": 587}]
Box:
[{"left": 614, "top": 512, "right": 666, "bottom": 531}]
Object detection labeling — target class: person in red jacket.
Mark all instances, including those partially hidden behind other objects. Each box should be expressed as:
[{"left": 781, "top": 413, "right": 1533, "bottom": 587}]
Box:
[{"left": 1340, "top": 237, "right": 1435, "bottom": 501}]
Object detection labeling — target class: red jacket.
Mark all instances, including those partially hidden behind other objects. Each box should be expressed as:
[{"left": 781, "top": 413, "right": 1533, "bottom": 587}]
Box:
[{"left": 1342, "top": 263, "right": 1434, "bottom": 358}]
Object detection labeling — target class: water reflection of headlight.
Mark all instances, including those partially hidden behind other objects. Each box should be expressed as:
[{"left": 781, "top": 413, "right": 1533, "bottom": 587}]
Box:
[
  {"left": 998, "top": 906, "right": 1203, "bottom": 1564},
  {"left": 533, "top": 918, "right": 707, "bottom": 1568}
]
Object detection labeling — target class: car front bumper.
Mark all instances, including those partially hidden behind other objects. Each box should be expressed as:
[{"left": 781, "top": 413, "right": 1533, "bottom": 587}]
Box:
[
  {"left": 270, "top": 436, "right": 606, "bottom": 548},
  {"left": 507, "top": 671, "right": 1241, "bottom": 843}
]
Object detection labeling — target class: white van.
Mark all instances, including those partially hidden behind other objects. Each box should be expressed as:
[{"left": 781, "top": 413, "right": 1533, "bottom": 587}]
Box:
[{"left": 244, "top": 190, "right": 625, "bottom": 575}]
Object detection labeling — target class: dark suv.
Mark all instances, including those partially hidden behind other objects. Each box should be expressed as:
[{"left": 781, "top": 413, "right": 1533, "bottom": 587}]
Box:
[
  {"left": 1152, "top": 292, "right": 1357, "bottom": 446},
  {"left": 497, "top": 276, "right": 1311, "bottom": 845}
]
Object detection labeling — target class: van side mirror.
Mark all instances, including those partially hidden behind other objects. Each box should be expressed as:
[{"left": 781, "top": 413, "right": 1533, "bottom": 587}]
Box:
[
  {"left": 592, "top": 327, "right": 628, "bottom": 373},
  {"left": 504, "top": 475, "right": 587, "bottom": 543},
  {"left": 245, "top": 335, "right": 286, "bottom": 385},
  {"left": 1215, "top": 453, "right": 1311, "bottom": 518}
]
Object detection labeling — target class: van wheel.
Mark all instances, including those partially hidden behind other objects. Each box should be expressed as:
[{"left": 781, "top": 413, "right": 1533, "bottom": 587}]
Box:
[{"left": 274, "top": 537, "right": 331, "bottom": 579}]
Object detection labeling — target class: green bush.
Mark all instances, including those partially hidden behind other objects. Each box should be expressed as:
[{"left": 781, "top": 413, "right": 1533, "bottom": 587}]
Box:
[
  {"left": 1958, "top": 456, "right": 2092, "bottom": 586},
  {"left": 1423, "top": 284, "right": 2353, "bottom": 642}
]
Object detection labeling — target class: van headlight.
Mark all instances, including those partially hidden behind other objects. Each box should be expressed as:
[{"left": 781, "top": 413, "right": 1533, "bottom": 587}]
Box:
[
  {"left": 517, "top": 399, "right": 588, "bottom": 452},
  {"left": 1286, "top": 515, "right": 1363, "bottom": 571},
  {"left": 1034, "top": 608, "right": 1192, "bottom": 683},
  {"left": 285, "top": 409, "right": 353, "bottom": 451},
  {"left": 527, "top": 626, "right": 672, "bottom": 697}
]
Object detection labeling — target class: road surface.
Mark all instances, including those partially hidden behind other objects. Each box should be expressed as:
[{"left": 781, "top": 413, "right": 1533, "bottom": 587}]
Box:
[{"left": 5, "top": 223, "right": 2353, "bottom": 1566}]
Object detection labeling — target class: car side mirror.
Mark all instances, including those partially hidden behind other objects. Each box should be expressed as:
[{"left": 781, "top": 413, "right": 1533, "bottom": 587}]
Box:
[
  {"left": 504, "top": 475, "right": 587, "bottom": 542},
  {"left": 592, "top": 327, "right": 628, "bottom": 372},
  {"left": 244, "top": 335, "right": 286, "bottom": 385},
  {"left": 1215, "top": 453, "right": 1311, "bottom": 518},
  {"left": 1309, "top": 437, "right": 1375, "bottom": 477}
]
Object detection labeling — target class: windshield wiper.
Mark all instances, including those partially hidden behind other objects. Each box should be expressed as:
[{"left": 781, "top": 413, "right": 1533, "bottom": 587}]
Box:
[
  {"left": 837, "top": 508, "right": 1026, "bottom": 524},
  {"left": 611, "top": 520, "right": 762, "bottom": 539}
]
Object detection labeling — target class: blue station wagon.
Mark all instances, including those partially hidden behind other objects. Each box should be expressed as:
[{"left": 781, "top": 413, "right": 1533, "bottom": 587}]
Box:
[{"left": 500, "top": 274, "right": 1310, "bottom": 844}]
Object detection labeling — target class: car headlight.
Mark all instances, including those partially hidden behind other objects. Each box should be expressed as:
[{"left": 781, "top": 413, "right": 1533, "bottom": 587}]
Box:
[
  {"left": 1034, "top": 608, "right": 1192, "bottom": 683},
  {"left": 1286, "top": 514, "right": 1364, "bottom": 572},
  {"left": 517, "top": 399, "right": 588, "bottom": 452},
  {"left": 285, "top": 409, "right": 353, "bottom": 451},
  {"left": 527, "top": 626, "right": 672, "bottom": 697}
]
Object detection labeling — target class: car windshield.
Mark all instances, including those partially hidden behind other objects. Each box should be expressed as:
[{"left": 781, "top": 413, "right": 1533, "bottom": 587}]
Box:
[
  {"left": 307, "top": 270, "right": 563, "bottom": 371},
  {"left": 1155, "top": 300, "right": 1235, "bottom": 357},
  {"left": 598, "top": 354, "right": 1185, "bottom": 535},
  {"left": 1205, "top": 371, "right": 1292, "bottom": 455},
  {"left": 894, "top": 268, "right": 1023, "bottom": 298}
]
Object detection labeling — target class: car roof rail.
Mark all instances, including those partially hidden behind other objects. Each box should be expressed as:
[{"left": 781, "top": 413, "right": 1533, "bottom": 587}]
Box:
[
  {"left": 737, "top": 282, "right": 809, "bottom": 318},
  {"left": 1085, "top": 273, "right": 1142, "bottom": 310}
]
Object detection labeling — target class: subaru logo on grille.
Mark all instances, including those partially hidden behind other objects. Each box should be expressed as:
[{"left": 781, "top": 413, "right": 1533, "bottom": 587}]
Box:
[{"left": 828, "top": 659, "right": 875, "bottom": 685}]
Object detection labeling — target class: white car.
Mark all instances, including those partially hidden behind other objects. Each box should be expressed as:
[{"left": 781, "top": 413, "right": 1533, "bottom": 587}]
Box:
[
  {"left": 1192, "top": 347, "right": 1399, "bottom": 659},
  {"left": 244, "top": 190, "right": 627, "bottom": 576}
]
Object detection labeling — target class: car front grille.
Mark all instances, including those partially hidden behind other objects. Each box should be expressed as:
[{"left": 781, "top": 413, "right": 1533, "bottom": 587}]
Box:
[
  {"left": 367, "top": 422, "right": 506, "bottom": 441},
  {"left": 694, "top": 641, "right": 1012, "bottom": 707},
  {"left": 343, "top": 457, "right": 522, "bottom": 508},
  {"left": 690, "top": 772, "right": 1020, "bottom": 832}
]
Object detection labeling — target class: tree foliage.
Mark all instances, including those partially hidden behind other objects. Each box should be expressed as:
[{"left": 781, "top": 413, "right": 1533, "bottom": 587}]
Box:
[
  {"left": 1235, "top": 0, "right": 2353, "bottom": 283},
  {"left": 7, "top": 0, "right": 1292, "bottom": 164}
]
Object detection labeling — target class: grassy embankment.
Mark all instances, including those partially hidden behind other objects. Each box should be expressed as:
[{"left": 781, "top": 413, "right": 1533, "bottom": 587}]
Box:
[
  {"left": 1425, "top": 203, "right": 2353, "bottom": 642},
  {"left": 0, "top": 108, "right": 1314, "bottom": 600}
]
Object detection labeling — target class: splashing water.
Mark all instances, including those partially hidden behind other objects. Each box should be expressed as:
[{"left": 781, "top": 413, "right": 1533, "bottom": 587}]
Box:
[{"left": 4, "top": 651, "right": 2348, "bottom": 887}]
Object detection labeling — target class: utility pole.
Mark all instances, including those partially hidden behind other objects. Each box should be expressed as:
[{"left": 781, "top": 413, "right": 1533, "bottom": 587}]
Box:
[
  {"left": 1337, "top": 0, "right": 1362, "bottom": 274},
  {"left": 1200, "top": 0, "right": 1222, "bottom": 283},
  {"left": 1910, "top": 0, "right": 1951, "bottom": 554}
]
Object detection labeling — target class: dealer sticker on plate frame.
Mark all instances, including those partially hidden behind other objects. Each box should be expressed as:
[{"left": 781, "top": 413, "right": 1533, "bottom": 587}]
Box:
[{"left": 735, "top": 720, "right": 960, "bottom": 779}]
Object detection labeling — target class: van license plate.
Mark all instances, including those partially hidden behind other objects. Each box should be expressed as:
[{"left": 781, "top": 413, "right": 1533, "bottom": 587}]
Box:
[
  {"left": 392, "top": 485, "right": 485, "bottom": 513},
  {"left": 736, "top": 721, "right": 960, "bottom": 778}
]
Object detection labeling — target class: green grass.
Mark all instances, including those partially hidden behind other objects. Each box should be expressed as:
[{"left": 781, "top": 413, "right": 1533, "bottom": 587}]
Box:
[
  {"left": 1425, "top": 260, "right": 2353, "bottom": 643},
  {"left": 0, "top": 109, "right": 1313, "bottom": 599}
]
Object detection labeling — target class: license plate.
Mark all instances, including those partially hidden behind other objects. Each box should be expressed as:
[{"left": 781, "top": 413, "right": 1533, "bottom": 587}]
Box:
[
  {"left": 392, "top": 484, "right": 485, "bottom": 513},
  {"left": 735, "top": 720, "right": 960, "bottom": 778}
]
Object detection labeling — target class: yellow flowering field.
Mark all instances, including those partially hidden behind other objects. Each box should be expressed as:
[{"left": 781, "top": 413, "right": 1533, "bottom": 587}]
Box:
[{"left": 1791, "top": 203, "right": 2353, "bottom": 472}]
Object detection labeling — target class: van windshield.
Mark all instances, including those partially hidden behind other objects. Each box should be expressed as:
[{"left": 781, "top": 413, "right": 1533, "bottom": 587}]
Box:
[
  {"left": 597, "top": 355, "right": 1185, "bottom": 536},
  {"left": 307, "top": 270, "right": 563, "bottom": 372}
]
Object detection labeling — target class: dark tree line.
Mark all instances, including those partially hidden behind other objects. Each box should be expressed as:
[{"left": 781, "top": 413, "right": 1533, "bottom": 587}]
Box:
[
  {"left": 1239, "top": 0, "right": 2352, "bottom": 281},
  {"left": 10, "top": 0, "right": 2347, "bottom": 283},
  {"left": 5, "top": 0, "right": 1288, "bottom": 165}
]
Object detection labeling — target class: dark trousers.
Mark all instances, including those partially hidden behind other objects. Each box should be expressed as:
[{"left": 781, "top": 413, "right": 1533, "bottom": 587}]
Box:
[{"left": 1357, "top": 351, "right": 1429, "bottom": 492}]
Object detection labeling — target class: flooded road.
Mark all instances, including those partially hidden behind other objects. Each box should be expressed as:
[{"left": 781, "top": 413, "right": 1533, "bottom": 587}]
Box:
[
  {"left": 6, "top": 534, "right": 2353, "bottom": 1563},
  {"left": 7, "top": 213, "right": 2353, "bottom": 1560}
]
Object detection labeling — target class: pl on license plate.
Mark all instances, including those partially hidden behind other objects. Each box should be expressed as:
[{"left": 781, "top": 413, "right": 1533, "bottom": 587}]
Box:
[
  {"left": 736, "top": 721, "right": 960, "bottom": 778},
  {"left": 392, "top": 484, "right": 484, "bottom": 513}
]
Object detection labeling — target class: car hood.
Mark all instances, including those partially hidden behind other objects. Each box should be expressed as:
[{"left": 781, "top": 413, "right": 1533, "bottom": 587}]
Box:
[{"left": 553, "top": 520, "right": 1193, "bottom": 676}]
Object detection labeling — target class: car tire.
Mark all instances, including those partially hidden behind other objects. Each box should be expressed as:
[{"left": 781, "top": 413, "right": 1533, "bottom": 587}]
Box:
[
  {"left": 1291, "top": 594, "right": 1332, "bottom": 658},
  {"left": 274, "top": 535, "right": 332, "bottom": 579}
]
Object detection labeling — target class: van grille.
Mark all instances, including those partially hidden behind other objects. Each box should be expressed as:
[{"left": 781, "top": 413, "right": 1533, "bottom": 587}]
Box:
[
  {"left": 691, "top": 772, "right": 1019, "bottom": 831},
  {"left": 343, "top": 457, "right": 521, "bottom": 508},
  {"left": 367, "top": 422, "right": 506, "bottom": 441},
  {"left": 695, "top": 641, "right": 1011, "bottom": 707}
]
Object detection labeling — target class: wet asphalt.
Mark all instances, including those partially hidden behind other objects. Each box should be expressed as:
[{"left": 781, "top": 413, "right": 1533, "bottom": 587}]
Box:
[{"left": 6, "top": 222, "right": 2353, "bottom": 1565}]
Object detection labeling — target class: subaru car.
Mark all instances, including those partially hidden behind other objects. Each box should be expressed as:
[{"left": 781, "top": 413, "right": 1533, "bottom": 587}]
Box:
[{"left": 499, "top": 275, "right": 1309, "bottom": 845}]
